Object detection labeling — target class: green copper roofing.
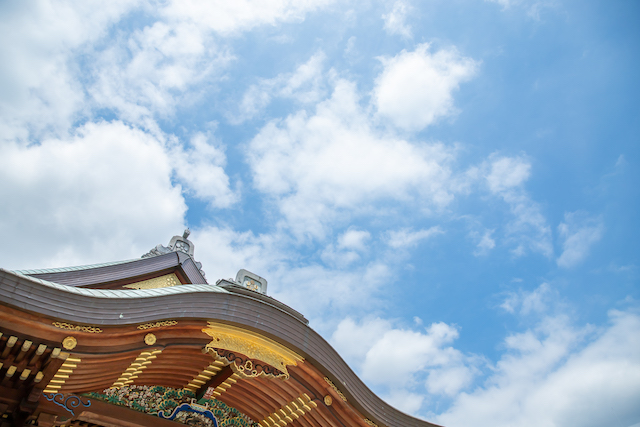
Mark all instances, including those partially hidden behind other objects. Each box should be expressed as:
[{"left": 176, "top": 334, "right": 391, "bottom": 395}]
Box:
[
  {"left": 4, "top": 269, "right": 227, "bottom": 298},
  {"left": 14, "top": 258, "right": 140, "bottom": 275}
]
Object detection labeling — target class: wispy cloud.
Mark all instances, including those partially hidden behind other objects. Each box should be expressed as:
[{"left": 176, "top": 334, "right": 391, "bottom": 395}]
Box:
[
  {"left": 170, "top": 132, "right": 238, "bottom": 208},
  {"left": 483, "top": 155, "right": 553, "bottom": 258},
  {"left": 500, "top": 282, "right": 555, "bottom": 315},
  {"left": 435, "top": 309, "right": 640, "bottom": 427},
  {"left": 557, "top": 211, "right": 604, "bottom": 268},
  {"left": 231, "top": 51, "right": 328, "bottom": 123},
  {"left": 386, "top": 226, "right": 444, "bottom": 248},
  {"left": 473, "top": 229, "right": 496, "bottom": 256},
  {"left": 382, "top": 0, "right": 413, "bottom": 39}
]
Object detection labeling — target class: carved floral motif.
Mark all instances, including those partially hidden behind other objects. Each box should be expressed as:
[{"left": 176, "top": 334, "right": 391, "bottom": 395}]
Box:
[
  {"left": 207, "top": 348, "right": 288, "bottom": 380},
  {"left": 52, "top": 322, "right": 102, "bottom": 333},
  {"left": 137, "top": 320, "right": 178, "bottom": 330},
  {"left": 324, "top": 377, "right": 348, "bottom": 402}
]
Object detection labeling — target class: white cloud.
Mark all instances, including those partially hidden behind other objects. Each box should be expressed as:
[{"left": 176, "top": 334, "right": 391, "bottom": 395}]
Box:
[
  {"left": 0, "top": 121, "right": 185, "bottom": 269},
  {"left": 385, "top": 389, "right": 426, "bottom": 415},
  {"left": 485, "top": 0, "right": 512, "bottom": 8},
  {"left": 338, "top": 228, "right": 371, "bottom": 251},
  {"left": 191, "top": 225, "right": 393, "bottom": 326},
  {"left": 320, "top": 228, "right": 371, "bottom": 267},
  {"left": 248, "top": 79, "right": 458, "bottom": 237},
  {"left": 484, "top": 155, "right": 552, "bottom": 258},
  {"left": 170, "top": 132, "right": 237, "bottom": 208},
  {"left": 427, "top": 364, "right": 476, "bottom": 397},
  {"left": 484, "top": 0, "right": 558, "bottom": 20},
  {"left": 233, "top": 51, "right": 328, "bottom": 123},
  {"left": 374, "top": 43, "right": 478, "bottom": 131},
  {"left": 473, "top": 228, "right": 496, "bottom": 256},
  {"left": 0, "top": 0, "right": 336, "bottom": 140},
  {"left": 557, "top": 211, "right": 604, "bottom": 268},
  {"left": 382, "top": 0, "right": 413, "bottom": 38},
  {"left": 0, "top": 0, "right": 138, "bottom": 141},
  {"left": 160, "top": 0, "right": 336, "bottom": 36},
  {"left": 88, "top": 20, "right": 234, "bottom": 131},
  {"left": 386, "top": 226, "right": 444, "bottom": 248},
  {"left": 486, "top": 156, "right": 530, "bottom": 193},
  {"left": 331, "top": 317, "right": 393, "bottom": 363},
  {"left": 321, "top": 228, "right": 372, "bottom": 266},
  {"left": 500, "top": 282, "right": 554, "bottom": 315},
  {"left": 435, "top": 309, "right": 640, "bottom": 427},
  {"left": 331, "top": 317, "right": 479, "bottom": 413}
]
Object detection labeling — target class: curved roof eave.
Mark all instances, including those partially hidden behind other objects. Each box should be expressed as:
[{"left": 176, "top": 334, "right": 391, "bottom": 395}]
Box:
[{"left": 0, "top": 268, "right": 440, "bottom": 427}]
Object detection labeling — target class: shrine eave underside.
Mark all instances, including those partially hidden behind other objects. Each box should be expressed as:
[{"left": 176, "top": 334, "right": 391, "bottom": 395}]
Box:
[{"left": 0, "top": 268, "right": 440, "bottom": 427}]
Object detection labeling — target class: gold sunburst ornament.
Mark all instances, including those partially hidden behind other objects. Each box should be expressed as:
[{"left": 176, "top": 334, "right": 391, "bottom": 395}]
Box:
[
  {"left": 144, "top": 333, "right": 157, "bottom": 346},
  {"left": 62, "top": 336, "right": 77, "bottom": 350}
]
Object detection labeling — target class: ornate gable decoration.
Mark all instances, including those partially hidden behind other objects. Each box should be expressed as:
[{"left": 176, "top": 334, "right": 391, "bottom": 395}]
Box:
[
  {"left": 123, "top": 273, "right": 181, "bottom": 290},
  {"left": 142, "top": 229, "right": 206, "bottom": 278},
  {"left": 202, "top": 322, "right": 303, "bottom": 380}
]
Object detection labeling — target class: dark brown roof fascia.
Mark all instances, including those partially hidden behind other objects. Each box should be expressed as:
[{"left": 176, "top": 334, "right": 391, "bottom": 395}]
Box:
[{"left": 176, "top": 252, "right": 208, "bottom": 284}]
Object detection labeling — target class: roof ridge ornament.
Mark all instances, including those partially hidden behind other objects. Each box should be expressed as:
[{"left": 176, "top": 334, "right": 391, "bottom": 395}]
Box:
[{"left": 142, "top": 229, "right": 206, "bottom": 278}]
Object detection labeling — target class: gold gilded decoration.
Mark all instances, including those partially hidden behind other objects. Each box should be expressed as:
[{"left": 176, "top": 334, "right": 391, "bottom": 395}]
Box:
[
  {"left": 137, "top": 320, "right": 178, "bottom": 330},
  {"left": 184, "top": 360, "right": 226, "bottom": 392},
  {"left": 209, "top": 372, "right": 240, "bottom": 399},
  {"left": 111, "top": 349, "right": 162, "bottom": 388},
  {"left": 364, "top": 419, "right": 379, "bottom": 427},
  {"left": 52, "top": 322, "right": 102, "bottom": 334},
  {"left": 324, "top": 395, "right": 332, "bottom": 406},
  {"left": 324, "top": 377, "right": 348, "bottom": 402},
  {"left": 258, "top": 393, "right": 317, "bottom": 427},
  {"left": 62, "top": 336, "right": 77, "bottom": 350},
  {"left": 123, "top": 273, "right": 180, "bottom": 290},
  {"left": 207, "top": 348, "right": 288, "bottom": 380},
  {"left": 144, "top": 333, "right": 157, "bottom": 346},
  {"left": 202, "top": 322, "right": 303, "bottom": 379},
  {"left": 43, "top": 356, "right": 81, "bottom": 393}
]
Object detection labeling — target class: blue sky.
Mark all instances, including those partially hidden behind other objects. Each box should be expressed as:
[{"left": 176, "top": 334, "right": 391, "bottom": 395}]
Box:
[{"left": 1, "top": 1, "right": 639, "bottom": 425}]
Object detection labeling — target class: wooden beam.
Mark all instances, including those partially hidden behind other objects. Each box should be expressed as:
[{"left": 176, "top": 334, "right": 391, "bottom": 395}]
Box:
[{"left": 196, "top": 364, "right": 234, "bottom": 400}]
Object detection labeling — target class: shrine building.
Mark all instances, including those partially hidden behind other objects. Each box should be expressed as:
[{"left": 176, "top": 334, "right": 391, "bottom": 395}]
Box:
[{"left": 0, "top": 231, "right": 440, "bottom": 427}]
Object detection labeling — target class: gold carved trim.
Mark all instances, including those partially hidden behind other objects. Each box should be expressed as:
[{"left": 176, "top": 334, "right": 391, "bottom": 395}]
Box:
[
  {"left": 43, "top": 354, "right": 80, "bottom": 393},
  {"left": 184, "top": 360, "right": 226, "bottom": 392},
  {"left": 364, "top": 419, "right": 379, "bottom": 427},
  {"left": 111, "top": 349, "right": 162, "bottom": 388},
  {"left": 137, "top": 320, "right": 178, "bottom": 330},
  {"left": 209, "top": 372, "right": 239, "bottom": 399},
  {"left": 123, "top": 273, "right": 180, "bottom": 290},
  {"left": 258, "top": 393, "right": 317, "bottom": 427},
  {"left": 52, "top": 322, "right": 102, "bottom": 334},
  {"left": 202, "top": 322, "right": 303, "bottom": 378},
  {"left": 324, "top": 377, "right": 348, "bottom": 402}
]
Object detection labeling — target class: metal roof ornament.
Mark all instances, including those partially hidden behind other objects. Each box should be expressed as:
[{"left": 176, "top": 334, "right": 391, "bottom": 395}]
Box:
[{"left": 142, "top": 229, "right": 206, "bottom": 278}]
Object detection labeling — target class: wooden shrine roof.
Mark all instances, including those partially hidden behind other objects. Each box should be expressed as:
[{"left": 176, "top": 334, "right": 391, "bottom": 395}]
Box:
[{"left": 0, "top": 264, "right": 440, "bottom": 427}]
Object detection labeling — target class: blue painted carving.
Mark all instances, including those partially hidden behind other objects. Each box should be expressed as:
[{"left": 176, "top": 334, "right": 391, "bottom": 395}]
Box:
[
  {"left": 158, "top": 402, "right": 219, "bottom": 425},
  {"left": 43, "top": 393, "right": 91, "bottom": 416}
]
